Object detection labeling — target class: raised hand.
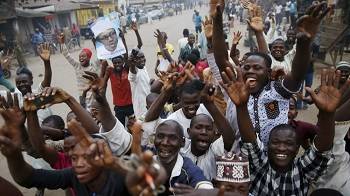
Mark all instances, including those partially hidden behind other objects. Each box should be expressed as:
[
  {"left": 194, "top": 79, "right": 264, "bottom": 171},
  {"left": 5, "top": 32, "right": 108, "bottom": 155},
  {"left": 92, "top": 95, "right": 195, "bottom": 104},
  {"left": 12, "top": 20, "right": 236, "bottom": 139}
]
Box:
[
  {"left": 37, "top": 42, "right": 51, "bottom": 62},
  {"left": 154, "top": 29, "right": 166, "bottom": 48},
  {"left": 306, "top": 68, "right": 350, "bottom": 113},
  {"left": 202, "top": 16, "right": 213, "bottom": 39},
  {"left": 296, "top": 2, "right": 330, "bottom": 39},
  {"left": 246, "top": 5, "right": 264, "bottom": 32},
  {"left": 86, "top": 139, "right": 117, "bottom": 169},
  {"left": 232, "top": 31, "right": 243, "bottom": 45},
  {"left": 127, "top": 118, "right": 143, "bottom": 155},
  {"left": 131, "top": 21, "right": 138, "bottom": 31},
  {"left": 161, "top": 72, "right": 180, "bottom": 92},
  {"left": 219, "top": 67, "right": 250, "bottom": 106},
  {"left": 0, "top": 50, "right": 13, "bottom": 67},
  {"left": 67, "top": 119, "right": 94, "bottom": 149},
  {"left": 58, "top": 33, "right": 65, "bottom": 44},
  {"left": 0, "top": 93, "right": 24, "bottom": 156},
  {"left": 201, "top": 74, "right": 215, "bottom": 103},
  {"left": 209, "top": 0, "right": 225, "bottom": 17},
  {"left": 23, "top": 87, "right": 71, "bottom": 111},
  {"left": 83, "top": 68, "right": 110, "bottom": 103}
]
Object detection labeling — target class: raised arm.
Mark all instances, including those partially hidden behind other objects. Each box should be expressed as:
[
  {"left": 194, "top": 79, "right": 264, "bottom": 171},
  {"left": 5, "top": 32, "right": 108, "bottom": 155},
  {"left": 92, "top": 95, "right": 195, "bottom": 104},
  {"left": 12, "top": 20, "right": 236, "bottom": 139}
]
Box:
[
  {"left": 37, "top": 43, "right": 52, "bottom": 88},
  {"left": 83, "top": 69, "right": 116, "bottom": 131},
  {"left": 0, "top": 94, "right": 34, "bottom": 186},
  {"left": 246, "top": 4, "right": 269, "bottom": 54},
  {"left": 144, "top": 74, "right": 176, "bottom": 122},
  {"left": 58, "top": 34, "right": 80, "bottom": 68},
  {"left": 212, "top": 3, "right": 232, "bottom": 73},
  {"left": 25, "top": 87, "right": 99, "bottom": 134},
  {"left": 220, "top": 67, "right": 256, "bottom": 143},
  {"left": 131, "top": 21, "right": 143, "bottom": 49},
  {"left": 25, "top": 107, "right": 58, "bottom": 166},
  {"left": 229, "top": 31, "right": 243, "bottom": 66},
  {"left": 284, "top": 3, "right": 330, "bottom": 91},
  {"left": 154, "top": 29, "right": 175, "bottom": 65},
  {"left": 306, "top": 68, "right": 350, "bottom": 152},
  {"left": 202, "top": 83, "right": 235, "bottom": 151}
]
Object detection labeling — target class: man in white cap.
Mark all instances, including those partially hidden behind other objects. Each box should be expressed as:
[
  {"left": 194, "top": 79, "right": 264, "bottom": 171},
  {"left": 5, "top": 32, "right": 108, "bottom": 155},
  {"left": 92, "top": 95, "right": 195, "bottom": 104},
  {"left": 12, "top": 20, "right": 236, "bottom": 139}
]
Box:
[{"left": 336, "top": 61, "right": 350, "bottom": 87}]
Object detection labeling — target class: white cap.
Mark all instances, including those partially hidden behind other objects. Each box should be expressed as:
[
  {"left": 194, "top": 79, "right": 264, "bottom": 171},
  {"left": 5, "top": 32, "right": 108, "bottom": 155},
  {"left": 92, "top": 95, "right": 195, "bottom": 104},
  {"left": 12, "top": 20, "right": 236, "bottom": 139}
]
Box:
[{"left": 91, "top": 17, "right": 115, "bottom": 38}]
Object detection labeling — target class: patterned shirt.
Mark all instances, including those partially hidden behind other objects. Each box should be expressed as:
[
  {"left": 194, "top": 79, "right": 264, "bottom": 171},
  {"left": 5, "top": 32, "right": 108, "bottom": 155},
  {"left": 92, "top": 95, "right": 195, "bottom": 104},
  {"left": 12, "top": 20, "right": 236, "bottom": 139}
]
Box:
[
  {"left": 227, "top": 80, "right": 293, "bottom": 147},
  {"left": 241, "top": 140, "right": 331, "bottom": 196},
  {"left": 250, "top": 81, "right": 292, "bottom": 146}
]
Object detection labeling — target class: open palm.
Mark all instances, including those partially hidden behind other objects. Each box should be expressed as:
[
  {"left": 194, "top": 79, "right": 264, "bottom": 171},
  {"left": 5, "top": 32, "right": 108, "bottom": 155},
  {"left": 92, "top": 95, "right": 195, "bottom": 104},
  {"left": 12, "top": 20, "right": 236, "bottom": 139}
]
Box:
[
  {"left": 38, "top": 42, "right": 51, "bottom": 61},
  {"left": 203, "top": 16, "right": 213, "bottom": 39},
  {"left": 220, "top": 67, "right": 250, "bottom": 106},
  {"left": 209, "top": 0, "right": 225, "bottom": 17},
  {"left": 306, "top": 69, "right": 349, "bottom": 113},
  {"left": 296, "top": 2, "right": 330, "bottom": 39}
]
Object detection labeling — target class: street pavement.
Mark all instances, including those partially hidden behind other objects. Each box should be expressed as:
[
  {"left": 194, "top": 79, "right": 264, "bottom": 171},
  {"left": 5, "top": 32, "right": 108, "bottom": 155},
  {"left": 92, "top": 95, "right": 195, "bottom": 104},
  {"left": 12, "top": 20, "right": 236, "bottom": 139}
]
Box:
[{"left": 0, "top": 5, "right": 319, "bottom": 195}]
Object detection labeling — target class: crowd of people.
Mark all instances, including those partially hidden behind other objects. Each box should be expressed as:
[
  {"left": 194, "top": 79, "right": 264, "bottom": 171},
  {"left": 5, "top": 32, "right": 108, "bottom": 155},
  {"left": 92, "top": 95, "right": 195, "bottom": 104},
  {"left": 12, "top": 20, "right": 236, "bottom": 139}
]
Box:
[{"left": 0, "top": 0, "right": 350, "bottom": 196}]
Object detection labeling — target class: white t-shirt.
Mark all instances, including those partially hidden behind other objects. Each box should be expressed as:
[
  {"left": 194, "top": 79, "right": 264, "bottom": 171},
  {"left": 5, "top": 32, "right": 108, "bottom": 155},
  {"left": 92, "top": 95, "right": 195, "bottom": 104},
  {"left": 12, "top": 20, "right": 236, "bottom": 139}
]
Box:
[
  {"left": 182, "top": 136, "right": 225, "bottom": 180},
  {"left": 128, "top": 68, "right": 151, "bottom": 119},
  {"left": 178, "top": 37, "right": 188, "bottom": 52},
  {"left": 141, "top": 104, "right": 211, "bottom": 149},
  {"left": 269, "top": 44, "right": 296, "bottom": 74},
  {"left": 167, "top": 104, "right": 211, "bottom": 139},
  {"left": 275, "top": 5, "right": 283, "bottom": 14}
]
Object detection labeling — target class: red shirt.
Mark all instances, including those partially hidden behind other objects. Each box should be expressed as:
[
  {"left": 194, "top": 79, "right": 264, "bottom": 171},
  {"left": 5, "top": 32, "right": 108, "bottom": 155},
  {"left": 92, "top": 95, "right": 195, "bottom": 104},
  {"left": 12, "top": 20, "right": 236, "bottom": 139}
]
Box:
[{"left": 109, "top": 69, "right": 133, "bottom": 106}]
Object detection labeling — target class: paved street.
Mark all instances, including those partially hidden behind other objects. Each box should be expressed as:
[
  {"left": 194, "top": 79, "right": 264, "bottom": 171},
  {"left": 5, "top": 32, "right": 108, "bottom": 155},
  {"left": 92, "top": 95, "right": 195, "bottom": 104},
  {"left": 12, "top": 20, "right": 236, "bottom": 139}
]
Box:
[{"left": 0, "top": 5, "right": 319, "bottom": 195}]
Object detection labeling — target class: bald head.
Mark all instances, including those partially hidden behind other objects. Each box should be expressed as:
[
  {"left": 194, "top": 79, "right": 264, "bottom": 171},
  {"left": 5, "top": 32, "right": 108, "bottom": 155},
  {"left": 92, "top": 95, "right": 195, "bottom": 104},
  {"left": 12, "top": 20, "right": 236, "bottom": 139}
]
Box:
[{"left": 156, "top": 120, "right": 184, "bottom": 138}]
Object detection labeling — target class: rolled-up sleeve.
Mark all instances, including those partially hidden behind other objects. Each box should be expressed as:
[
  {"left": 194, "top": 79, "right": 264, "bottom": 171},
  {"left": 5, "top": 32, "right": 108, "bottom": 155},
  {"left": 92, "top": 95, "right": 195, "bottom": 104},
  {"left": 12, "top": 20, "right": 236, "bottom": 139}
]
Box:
[{"left": 99, "top": 117, "right": 132, "bottom": 156}]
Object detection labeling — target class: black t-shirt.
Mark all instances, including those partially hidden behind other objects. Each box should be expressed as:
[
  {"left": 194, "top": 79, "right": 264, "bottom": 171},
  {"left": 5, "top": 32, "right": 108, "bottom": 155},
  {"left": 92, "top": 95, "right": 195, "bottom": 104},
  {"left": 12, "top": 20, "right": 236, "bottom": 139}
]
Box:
[{"left": 22, "top": 168, "right": 130, "bottom": 196}]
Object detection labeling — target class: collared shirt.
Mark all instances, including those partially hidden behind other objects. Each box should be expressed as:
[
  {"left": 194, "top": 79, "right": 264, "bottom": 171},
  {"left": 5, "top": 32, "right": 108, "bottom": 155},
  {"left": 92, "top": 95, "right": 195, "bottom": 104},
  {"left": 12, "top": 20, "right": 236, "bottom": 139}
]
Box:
[
  {"left": 182, "top": 137, "right": 225, "bottom": 180},
  {"left": 156, "top": 154, "right": 213, "bottom": 193},
  {"left": 109, "top": 68, "right": 133, "bottom": 106},
  {"left": 241, "top": 139, "right": 331, "bottom": 196},
  {"left": 313, "top": 121, "right": 350, "bottom": 195},
  {"left": 128, "top": 68, "right": 150, "bottom": 119}
]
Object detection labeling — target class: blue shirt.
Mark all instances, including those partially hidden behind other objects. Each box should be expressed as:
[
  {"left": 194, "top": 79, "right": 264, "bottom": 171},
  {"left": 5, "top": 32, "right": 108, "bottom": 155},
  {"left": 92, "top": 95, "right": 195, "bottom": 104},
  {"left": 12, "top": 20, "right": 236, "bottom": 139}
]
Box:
[
  {"left": 32, "top": 32, "right": 44, "bottom": 44},
  {"left": 290, "top": 2, "right": 297, "bottom": 14},
  {"left": 193, "top": 15, "right": 202, "bottom": 27}
]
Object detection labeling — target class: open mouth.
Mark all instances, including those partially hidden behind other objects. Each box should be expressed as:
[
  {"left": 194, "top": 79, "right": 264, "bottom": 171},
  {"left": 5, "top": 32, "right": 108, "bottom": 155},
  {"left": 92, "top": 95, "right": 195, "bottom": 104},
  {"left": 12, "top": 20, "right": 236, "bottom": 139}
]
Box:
[
  {"left": 158, "top": 148, "right": 172, "bottom": 158},
  {"left": 197, "top": 139, "right": 210, "bottom": 149},
  {"left": 245, "top": 77, "right": 257, "bottom": 89},
  {"left": 273, "top": 51, "right": 283, "bottom": 57},
  {"left": 275, "top": 154, "right": 288, "bottom": 160},
  {"left": 186, "top": 107, "right": 197, "bottom": 115},
  {"left": 76, "top": 172, "right": 89, "bottom": 180}
]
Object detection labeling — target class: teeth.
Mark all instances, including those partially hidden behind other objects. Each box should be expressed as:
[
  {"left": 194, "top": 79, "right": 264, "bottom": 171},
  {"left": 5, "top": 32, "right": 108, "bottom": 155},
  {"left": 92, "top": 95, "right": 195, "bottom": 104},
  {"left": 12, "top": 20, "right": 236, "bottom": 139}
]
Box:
[
  {"left": 276, "top": 154, "right": 287, "bottom": 158},
  {"left": 246, "top": 78, "right": 256, "bottom": 82}
]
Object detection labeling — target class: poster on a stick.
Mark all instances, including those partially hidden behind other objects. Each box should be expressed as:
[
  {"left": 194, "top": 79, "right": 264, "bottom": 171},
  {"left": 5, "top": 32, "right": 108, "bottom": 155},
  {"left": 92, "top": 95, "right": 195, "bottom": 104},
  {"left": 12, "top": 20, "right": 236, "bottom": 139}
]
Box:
[{"left": 90, "top": 12, "right": 126, "bottom": 59}]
